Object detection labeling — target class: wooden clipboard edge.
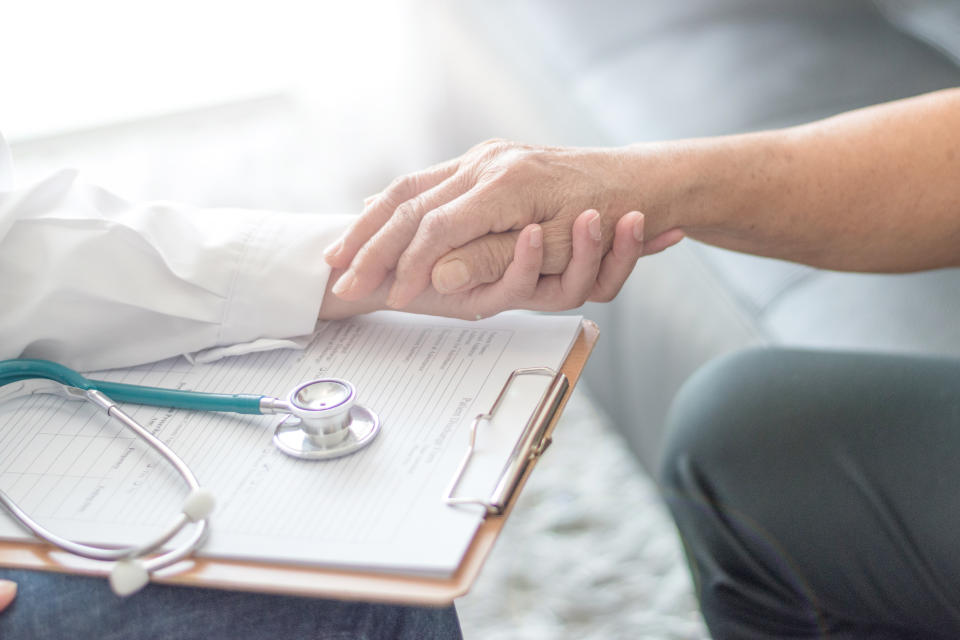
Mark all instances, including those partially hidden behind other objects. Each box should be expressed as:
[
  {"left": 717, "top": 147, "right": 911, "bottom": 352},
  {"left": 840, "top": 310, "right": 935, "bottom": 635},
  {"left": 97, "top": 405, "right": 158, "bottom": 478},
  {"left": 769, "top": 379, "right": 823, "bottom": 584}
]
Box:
[{"left": 0, "top": 319, "right": 600, "bottom": 607}]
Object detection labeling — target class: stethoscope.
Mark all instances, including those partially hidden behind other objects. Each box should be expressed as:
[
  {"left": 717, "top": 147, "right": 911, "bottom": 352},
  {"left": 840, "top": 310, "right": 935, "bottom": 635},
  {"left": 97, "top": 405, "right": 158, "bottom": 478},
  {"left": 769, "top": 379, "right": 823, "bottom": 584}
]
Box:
[{"left": 0, "top": 358, "right": 380, "bottom": 596}]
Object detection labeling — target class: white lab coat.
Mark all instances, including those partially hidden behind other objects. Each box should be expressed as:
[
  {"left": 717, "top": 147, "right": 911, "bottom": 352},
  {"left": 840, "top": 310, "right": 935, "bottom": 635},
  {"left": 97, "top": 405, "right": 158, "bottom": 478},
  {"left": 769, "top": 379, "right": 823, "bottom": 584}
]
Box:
[{"left": 0, "top": 132, "right": 352, "bottom": 372}]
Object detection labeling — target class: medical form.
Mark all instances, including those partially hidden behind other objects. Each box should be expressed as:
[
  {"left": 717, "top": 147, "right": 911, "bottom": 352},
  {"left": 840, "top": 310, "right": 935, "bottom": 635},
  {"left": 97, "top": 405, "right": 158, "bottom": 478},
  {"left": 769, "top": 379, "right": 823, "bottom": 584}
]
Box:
[{"left": 0, "top": 312, "right": 583, "bottom": 577}]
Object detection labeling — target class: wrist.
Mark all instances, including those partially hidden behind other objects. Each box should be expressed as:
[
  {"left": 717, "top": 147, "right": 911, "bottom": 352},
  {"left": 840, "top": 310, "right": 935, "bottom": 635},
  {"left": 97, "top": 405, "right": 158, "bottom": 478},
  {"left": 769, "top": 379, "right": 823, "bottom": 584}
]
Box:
[
  {"left": 614, "top": 131, "right": 786, "bottom": 244},
  {"left": 610, "top": 141, "right": 717, "bottom": 237}
]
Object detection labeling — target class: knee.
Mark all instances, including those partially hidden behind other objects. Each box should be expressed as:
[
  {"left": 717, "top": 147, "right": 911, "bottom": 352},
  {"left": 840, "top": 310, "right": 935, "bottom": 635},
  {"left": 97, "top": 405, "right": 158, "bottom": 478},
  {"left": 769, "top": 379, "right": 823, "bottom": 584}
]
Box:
[
  {"left": 655, "top": 348, "right": 813, "bottom": 637},
  {"left": 657, "top": 347, "right": 779, "bottom": 491}
]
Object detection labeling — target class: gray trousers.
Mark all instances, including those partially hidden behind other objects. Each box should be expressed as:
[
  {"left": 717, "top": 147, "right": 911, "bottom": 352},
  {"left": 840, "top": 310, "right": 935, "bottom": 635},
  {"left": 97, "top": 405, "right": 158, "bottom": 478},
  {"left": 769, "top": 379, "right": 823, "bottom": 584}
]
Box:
[
  {"left": 660, "top": 348, "right": 960, "bottom": 639},
  {"left": 0, "top": 569, "right": 461, "bottom": 639}
]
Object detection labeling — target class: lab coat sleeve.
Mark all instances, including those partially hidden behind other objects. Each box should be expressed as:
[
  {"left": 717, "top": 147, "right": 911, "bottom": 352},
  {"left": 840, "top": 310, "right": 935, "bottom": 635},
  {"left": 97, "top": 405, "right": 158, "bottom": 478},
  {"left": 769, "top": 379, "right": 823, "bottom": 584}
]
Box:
[{"left": 0, "top": 169, "right": 354, "bottom": 372}]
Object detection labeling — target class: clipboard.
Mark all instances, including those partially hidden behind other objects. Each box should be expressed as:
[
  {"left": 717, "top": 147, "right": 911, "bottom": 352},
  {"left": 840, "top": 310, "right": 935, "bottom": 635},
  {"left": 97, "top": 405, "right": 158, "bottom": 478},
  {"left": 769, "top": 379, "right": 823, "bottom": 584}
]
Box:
[{"left": 0, "top": 319, "right": 599, "bottom": 605}]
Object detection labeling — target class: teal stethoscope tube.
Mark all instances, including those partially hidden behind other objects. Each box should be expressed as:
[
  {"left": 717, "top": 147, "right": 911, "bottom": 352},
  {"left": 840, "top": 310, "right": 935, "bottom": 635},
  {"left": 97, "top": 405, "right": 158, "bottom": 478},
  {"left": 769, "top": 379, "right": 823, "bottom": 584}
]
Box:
[{"left": 0, "top": 358, "right": 264, "bottom": 414}]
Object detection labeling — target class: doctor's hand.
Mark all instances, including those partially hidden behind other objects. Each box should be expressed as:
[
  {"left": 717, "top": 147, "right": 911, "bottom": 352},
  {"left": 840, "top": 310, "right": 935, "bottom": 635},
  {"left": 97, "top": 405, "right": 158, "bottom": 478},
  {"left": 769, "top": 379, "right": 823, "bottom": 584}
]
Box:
[
  {"left": 323, "top": 140, "right": 684, "bottom": 308},
  {"left": 319, "top": 209, "right": 648, "bottom": 321},
  {"left": 0, "top": 579, "right": 16, "bottom": 613}
]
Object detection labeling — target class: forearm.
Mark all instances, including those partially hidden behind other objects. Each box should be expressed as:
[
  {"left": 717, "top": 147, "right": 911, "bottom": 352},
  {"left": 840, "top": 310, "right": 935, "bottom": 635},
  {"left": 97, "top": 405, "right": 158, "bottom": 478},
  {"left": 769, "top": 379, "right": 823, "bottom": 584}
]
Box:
[
  {"left": 327, "top": 91, "right": 959, "bottom": 305},
  {"left": 0, "top": 168, "right": 354, "bottom": 370},
  {"left": 622, "top": 87, "right": 960, "bottom": 272}
]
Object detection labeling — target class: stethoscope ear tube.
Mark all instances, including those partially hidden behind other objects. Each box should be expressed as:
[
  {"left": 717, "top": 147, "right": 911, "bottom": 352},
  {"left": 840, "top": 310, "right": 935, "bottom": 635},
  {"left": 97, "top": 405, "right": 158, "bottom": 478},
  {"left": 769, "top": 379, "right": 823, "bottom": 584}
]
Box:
[
  {"left": 0, "top": 359, "right": 90, "bottom": 389},
  {"left": 0, "top": 359, "right": 264, "bottom": 414},
  {"left": 0, "top": 382, "right": 214, "bottom": 597}
]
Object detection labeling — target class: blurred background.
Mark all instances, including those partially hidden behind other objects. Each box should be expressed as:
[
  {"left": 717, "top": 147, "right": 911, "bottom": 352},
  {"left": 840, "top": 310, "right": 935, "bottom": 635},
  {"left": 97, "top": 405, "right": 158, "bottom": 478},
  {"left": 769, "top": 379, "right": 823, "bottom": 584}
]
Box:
[
  {"left": 3, "top": 0, "right": 442, "bottom": 205},
  {"left": 0, "top": 0, "right": 566, "bottom": 207}
]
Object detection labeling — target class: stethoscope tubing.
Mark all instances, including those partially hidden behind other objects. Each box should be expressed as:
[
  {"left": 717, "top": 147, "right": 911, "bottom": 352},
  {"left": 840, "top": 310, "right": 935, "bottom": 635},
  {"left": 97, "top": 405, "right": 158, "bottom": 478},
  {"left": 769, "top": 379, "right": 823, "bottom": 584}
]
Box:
[
  {"left": 91, "top": 380, "right": 263, "bottom": 414},
  {"left": 0, "top": 359, "right": 264, "bottom": 413},
  {"left": 0, "top": 381, "right": 213, "bottom": 590}
]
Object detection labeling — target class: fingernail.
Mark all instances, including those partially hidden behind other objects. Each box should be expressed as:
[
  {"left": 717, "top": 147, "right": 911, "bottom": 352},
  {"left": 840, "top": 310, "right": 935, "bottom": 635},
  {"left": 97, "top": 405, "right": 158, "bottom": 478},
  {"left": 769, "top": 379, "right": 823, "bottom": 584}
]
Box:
[
  {"left": 434, "top": 259, "right": 470, "bottom": 293},
  {"left": 0, "top": 579, "right": 17, "bottom": 600},
  {"left": 324, "top": 239, "right": 343, "bottom": 260},
  {"left": 633, "top": 212, "right": 645, "bottom": 243},
  {"left": 528, "top": 225, "right": 542, "bottom": 249},
  {"left": 588, "top": 212, "right": 602, "bottom": 242},
  {"left": 332, "top": 271, "right": 355, "bottom": 297}
]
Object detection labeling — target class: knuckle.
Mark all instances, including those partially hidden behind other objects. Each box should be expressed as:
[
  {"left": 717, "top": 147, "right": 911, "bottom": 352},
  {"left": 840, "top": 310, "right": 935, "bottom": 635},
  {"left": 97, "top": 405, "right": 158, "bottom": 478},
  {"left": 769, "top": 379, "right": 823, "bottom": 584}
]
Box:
[
  {"left": 387, "top": 174, "right": 408, "bottom": 193},
  {"left": 387, "top": 174, "right": 419, "bottom": 200},
  {"left": 477, "top": 166, "right": 511, "bottom": 189},
  {"left": 463, "top": 141, "right": 543, "bottom": 201},
  {"left": 473, "top": 138, "right": 510, "bottom": 154},
  {"left": 449, "top": 168, "right": 477, "bottom": 193},
  {"left": 426, "top": 159, "right": 453, "bottom": 176},
  {"left": 494, "top": 148, "right": 528, "bottom": 172},
  {"left": 392, "top": 200, "right": 422, "bottom": 227},
  {"left": 420, "top": 209, "right": 447, "bottom": 237},
  {"left": 471, "top": 139, "right": 526, "bottom": 170}
]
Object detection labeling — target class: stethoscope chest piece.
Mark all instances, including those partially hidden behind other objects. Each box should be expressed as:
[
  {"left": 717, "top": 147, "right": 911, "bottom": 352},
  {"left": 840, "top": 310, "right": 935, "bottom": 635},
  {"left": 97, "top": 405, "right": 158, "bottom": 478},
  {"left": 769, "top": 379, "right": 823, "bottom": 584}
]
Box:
[{"left": 272, "top": 378, "right": 381, "bottom": 460}]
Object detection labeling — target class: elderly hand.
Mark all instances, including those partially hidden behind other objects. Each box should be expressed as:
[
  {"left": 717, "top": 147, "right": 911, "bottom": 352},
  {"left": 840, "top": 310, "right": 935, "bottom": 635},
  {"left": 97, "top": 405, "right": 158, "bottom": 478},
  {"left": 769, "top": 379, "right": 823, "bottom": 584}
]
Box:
[
  {"left": 0, "top": 579, "right": 16, "bottom": 612},
  {"left": 319, "top": 209, "right": 649, "bottom": 320},
  {"left": 324, "top": 140, "right": 683, "bottom": 308}
]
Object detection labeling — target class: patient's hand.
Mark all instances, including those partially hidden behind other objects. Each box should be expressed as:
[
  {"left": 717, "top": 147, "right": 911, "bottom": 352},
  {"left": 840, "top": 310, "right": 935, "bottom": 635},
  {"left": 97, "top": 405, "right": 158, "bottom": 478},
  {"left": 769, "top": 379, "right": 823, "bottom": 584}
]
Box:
[
  {"left": 0, "top": 579, "right": 16, "bottom": 613},
  {"left": 324, "top": 139, "right": 683, "bottom": 308},
  {"left": 319, "top": 209, "right": 649, "bottom": 320},
  {"left": 432, "top": 208, "right": 681, "bottom": 305}
]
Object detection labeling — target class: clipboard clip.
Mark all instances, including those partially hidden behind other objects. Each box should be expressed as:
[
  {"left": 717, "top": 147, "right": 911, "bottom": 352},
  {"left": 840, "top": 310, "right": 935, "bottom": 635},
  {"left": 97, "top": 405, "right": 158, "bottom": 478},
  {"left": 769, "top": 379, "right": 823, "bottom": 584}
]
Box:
[{"left": 443, "top": 367, "right": 569, "bottom": 516}]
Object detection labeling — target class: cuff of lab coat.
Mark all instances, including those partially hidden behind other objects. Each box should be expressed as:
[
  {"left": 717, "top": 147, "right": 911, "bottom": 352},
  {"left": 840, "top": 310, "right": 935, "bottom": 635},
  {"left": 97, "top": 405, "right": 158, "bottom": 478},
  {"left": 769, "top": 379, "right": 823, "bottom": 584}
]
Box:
[{"left": 219, "top": 211, "right": 353, "bottom": 348}]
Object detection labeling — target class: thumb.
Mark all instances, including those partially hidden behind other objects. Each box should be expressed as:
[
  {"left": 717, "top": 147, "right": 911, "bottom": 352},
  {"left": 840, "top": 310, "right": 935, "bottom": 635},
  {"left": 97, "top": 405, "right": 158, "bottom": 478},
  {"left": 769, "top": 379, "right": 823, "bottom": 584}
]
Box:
[
  {"left": 0, "top": 579, "right": 17, "bottom": 612},
  {"left": 432, "top": 231, "right": 520, "bottom": 294}
]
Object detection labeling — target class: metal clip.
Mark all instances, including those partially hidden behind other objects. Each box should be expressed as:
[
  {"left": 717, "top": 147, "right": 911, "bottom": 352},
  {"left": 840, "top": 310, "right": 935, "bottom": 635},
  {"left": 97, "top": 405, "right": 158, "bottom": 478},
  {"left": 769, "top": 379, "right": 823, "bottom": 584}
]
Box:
[{"left": 443, "top": 367, "right": 569, "bottom": 516}]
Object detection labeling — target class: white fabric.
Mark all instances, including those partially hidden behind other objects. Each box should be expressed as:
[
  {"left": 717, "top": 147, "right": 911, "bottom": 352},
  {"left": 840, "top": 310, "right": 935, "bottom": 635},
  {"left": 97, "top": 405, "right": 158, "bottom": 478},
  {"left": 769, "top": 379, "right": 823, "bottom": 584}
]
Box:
[{"left": 0, "top": 133, "right": 352, "bottom": 371}]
